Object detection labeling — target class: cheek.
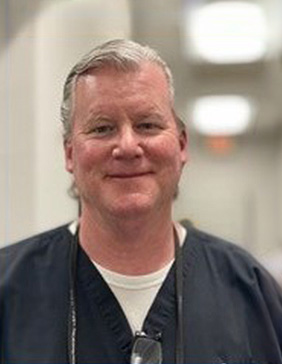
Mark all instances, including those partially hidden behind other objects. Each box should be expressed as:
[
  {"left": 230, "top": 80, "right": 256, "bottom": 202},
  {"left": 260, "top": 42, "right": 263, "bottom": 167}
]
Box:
[
  {"left": 149, "top": 138, "right": 183, "bottom": 171},
  {"left": 72, "top": 142, "right": 105, "bottom": 175}
]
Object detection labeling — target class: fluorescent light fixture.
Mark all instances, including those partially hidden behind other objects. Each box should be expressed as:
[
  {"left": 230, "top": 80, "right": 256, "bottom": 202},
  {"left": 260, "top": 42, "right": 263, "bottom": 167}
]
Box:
[
  {"left": 192, "top": 95, "right": 253, "bottom": 136},
  {"left": 188, "top": 1, "right": 268, "bottom": 63}
]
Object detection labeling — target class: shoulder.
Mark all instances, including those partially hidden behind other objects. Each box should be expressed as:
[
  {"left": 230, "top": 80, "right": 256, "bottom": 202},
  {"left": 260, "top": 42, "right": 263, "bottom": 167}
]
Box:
[
  {"left": 0, "top": 224, "right": 72, "bottom": 257},
  {"left": 187, "top": 226, "right": 260, "bottom": 267},
  {"left": 181, "top": 225, "right": 282, "bottom": 352},
  {"left": 0, "top": 224, "right": 72, "bottom": 286},
  {"left": 185, "top": 225, "right": 282, "bottom": 292}
]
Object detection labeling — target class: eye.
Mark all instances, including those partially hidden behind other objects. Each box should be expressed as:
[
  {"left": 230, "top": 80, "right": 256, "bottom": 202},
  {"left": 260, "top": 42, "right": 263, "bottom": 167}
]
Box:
[
  {"left": 88, "top": 123, "right": 116, "bottom": 138},
  {"left": 136, "top": 122, "right": 163, "bottom": 134}
]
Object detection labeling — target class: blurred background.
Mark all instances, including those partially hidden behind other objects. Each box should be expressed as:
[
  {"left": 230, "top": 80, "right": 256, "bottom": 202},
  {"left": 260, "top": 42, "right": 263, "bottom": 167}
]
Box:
[{"left": 1, "top": 0, "right": 282, "bottom": 285}]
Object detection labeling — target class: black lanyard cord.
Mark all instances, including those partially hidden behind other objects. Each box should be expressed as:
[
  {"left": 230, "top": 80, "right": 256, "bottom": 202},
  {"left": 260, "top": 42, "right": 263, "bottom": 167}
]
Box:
[
  {"left": 174, "top": 229, "right": 184, "bottom": 364},
  {"left": 68, "top": 229, "right": 78, "bottom": 364}
]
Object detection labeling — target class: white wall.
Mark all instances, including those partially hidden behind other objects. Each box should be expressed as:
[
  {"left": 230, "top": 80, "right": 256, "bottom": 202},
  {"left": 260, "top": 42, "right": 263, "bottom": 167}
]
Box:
[
  {"left": 174, "top": 135, "right": 281, "bottom": 258},
  {"left": 256, "top": 132, "right": 282, "bottom": 285},
  {"left": 278, "top": 134, "right": 282, "bottom": 242},
  {"left": 0, "top": 0, "right": 39, "bottom": 246}
]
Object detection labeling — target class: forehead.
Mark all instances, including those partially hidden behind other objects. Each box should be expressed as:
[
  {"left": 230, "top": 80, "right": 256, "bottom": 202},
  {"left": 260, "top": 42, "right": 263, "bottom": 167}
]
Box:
[
  {"left": 73, "top": 62, "right": 172, "bottom": 116},
  {"left": 76, "top": 62, "right": 169, "bottom": 95}
]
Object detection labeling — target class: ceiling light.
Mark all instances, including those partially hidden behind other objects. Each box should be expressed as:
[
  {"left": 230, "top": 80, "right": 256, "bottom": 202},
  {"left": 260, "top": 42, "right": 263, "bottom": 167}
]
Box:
[
  {"left": 187, "top": 1, "right": 268, "bottom": 63},
  {"left": 192, "top": 95, "right": 253, "bottom": 136}
]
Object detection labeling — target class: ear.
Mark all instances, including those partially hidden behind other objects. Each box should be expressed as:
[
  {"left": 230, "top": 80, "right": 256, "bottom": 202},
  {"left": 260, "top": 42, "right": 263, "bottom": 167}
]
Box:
[
  {"left": 179, "top": 129, "right": 189, "bottom": 166},
  {"left": 172, "top": 109, "right": 189, "bottom": 166},
  {"left": 64, "top": 139, "right": 74, "bottom": 173}
]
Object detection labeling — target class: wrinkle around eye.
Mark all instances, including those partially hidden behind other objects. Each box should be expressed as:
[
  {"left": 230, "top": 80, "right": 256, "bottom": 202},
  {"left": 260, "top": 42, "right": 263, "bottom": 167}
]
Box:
[
  {"left": 85, "top": 124, "right": 116, "bottom": 138},
  {"left": 135, "top": 122, "right": 165, "bottom": 135}
]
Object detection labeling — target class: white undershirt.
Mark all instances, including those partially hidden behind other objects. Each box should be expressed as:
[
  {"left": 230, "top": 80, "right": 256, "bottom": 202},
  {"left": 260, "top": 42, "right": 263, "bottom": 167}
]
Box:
[
  {"left": 69, "top": 221, "right": 187, "bottom": 334},
  {"left": 94, "top": 223, "right": 186, "bottom": 334}
]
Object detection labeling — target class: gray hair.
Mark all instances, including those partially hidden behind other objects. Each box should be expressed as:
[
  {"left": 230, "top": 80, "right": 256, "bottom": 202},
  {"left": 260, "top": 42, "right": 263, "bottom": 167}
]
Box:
[{"left": 60, "top": 39, "right": 176, "bottom": 141}]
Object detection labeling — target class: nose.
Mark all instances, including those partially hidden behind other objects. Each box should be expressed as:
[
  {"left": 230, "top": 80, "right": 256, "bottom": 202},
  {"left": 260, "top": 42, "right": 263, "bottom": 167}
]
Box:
[{"left": 112, "top": 126, "right": 144, "bottom": 159}]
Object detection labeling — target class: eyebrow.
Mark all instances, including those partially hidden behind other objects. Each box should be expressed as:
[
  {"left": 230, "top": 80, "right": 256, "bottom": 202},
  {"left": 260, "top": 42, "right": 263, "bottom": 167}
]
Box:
[
  {"left": 84, "top": 112, "right": 112, "bottom": 125},
  {"left": 83, "top": 105, "right": 166, "bottom": 126}
]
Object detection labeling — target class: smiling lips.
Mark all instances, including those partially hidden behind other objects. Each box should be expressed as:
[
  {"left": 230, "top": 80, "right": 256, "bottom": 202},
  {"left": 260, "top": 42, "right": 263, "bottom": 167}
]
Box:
[{"left": 107, "top": 172, "right": 153, "bottom": 179}]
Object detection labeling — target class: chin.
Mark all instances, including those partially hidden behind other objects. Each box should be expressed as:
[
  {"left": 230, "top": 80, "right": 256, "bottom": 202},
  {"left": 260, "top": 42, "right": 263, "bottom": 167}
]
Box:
[{"left": 107, "top": 193, "right": 159, "bottom": 219}]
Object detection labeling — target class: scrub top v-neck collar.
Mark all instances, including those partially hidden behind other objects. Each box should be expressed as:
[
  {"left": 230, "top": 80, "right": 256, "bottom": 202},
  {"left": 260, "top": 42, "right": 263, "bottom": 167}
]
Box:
[{"left": 74, "top": 230, "right": 198, "bottom": 362}]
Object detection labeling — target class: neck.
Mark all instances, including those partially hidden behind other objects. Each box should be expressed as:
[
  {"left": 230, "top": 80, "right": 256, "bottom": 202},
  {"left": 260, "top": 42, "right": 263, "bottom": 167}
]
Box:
[{"left": 78, "top": 206, "right": 175, "bottom": 275}]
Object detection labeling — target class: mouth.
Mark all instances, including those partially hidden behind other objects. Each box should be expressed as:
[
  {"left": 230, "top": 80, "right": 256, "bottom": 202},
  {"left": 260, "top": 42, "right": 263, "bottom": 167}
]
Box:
[{"left": 107, "top": 172, "right": 153, "bottom": 179}]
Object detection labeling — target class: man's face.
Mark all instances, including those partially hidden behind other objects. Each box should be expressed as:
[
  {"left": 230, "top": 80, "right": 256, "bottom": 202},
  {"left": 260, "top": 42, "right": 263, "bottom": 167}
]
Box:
[{"left": 64, "top": 62, "right": 188, "bottom": 221}]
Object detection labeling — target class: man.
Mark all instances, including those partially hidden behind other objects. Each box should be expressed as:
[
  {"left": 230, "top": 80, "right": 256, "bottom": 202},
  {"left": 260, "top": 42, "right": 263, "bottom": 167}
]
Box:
[{"left": 0, "top": 39, "right": 281, "bottom": 363}]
